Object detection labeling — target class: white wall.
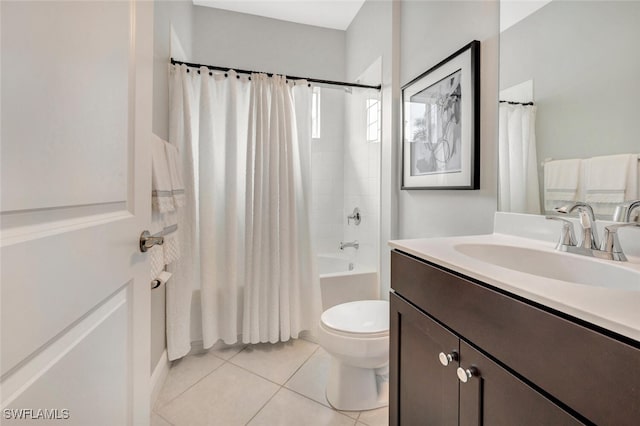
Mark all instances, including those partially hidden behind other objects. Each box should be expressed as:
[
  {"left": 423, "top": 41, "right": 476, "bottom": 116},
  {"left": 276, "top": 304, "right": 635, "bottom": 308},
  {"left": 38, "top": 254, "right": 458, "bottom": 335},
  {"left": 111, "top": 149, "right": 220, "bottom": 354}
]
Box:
[
  {"left": 398, "top": 0, "right": 499, "bottom": 239},
  {"left": 192, "top": 6, "right": 345, "bottom": 81}
]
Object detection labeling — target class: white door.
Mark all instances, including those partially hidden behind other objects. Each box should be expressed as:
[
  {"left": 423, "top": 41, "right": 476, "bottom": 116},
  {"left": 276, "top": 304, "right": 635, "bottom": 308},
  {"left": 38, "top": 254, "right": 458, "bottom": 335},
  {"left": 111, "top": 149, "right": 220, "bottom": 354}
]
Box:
[{"left": 1, "top": 1, "right": 153, "bottom": 425}]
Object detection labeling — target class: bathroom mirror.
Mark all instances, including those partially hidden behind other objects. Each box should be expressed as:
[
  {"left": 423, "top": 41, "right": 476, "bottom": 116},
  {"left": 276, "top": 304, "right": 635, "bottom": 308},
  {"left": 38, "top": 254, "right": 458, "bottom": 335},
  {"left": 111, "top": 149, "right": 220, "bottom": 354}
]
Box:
[{"left": 498, "top": 1, "right": 640, "bottom": 217}]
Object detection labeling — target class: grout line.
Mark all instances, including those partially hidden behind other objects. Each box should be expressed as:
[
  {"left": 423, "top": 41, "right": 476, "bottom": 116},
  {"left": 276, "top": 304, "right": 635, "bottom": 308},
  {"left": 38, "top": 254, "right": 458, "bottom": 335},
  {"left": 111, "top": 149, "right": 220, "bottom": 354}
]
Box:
[
  {"left": 155, "top": 353, "right": 228, "bottom": 409},
  {"left": 228, "top": 341, "right": 319, "bottom": 387},
  {"left": 282, "top": 345, "right": 320, "bottom": 386},
  {"left": 225, "top": 344, "right": 248, "bottom": 361},
  {"left": 284, "top": 386, "right": 359, "bottom": 422},
  {"left": 154, "top": 410, "right": 176, "bottom": 426},
  {"left": 244, "top": 384, "right": 283, "bottom": 425}
]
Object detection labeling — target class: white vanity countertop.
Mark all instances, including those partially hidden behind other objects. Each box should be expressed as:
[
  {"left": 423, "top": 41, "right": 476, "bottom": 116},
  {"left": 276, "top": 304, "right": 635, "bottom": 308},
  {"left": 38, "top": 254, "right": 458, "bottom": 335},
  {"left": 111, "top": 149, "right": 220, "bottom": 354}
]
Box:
[{"left": 389, "top": 233, "right": 640, "bottom": 343}]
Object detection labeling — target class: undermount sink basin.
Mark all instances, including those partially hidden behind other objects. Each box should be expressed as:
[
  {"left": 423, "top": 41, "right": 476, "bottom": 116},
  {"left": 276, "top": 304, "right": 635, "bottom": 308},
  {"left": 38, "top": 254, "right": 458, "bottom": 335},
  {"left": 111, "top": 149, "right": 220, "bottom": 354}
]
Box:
[{"left": 454, "top": 244, "right": 640, "bottom": 291}]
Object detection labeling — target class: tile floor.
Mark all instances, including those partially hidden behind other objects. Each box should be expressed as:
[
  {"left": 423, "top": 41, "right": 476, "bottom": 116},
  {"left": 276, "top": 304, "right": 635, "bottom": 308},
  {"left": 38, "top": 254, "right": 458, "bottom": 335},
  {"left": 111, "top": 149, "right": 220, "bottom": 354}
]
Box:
[{"left": 152, "top": 338, "right": 388, "bottom": 426}]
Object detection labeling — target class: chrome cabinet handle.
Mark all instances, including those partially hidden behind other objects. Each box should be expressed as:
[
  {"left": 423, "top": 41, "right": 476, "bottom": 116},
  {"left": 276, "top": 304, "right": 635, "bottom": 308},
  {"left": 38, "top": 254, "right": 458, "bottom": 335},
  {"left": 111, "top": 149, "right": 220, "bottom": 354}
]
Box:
[
  {"left": 457, "top": 366, "right": 478, "bottom": 383},
  {"left": 438, "top": 351, "right": 458, "bottom": 367},
  {"left": 139, "top": 230, "right": 164, "bottom": 253}
]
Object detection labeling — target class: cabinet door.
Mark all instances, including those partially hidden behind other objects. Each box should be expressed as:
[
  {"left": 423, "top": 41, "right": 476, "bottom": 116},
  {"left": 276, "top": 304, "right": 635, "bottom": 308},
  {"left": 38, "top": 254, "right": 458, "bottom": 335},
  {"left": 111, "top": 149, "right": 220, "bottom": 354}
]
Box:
[
  {"left": 390, "top": 293, "right": 459, "bottom": 426},
  {"left": 458, "top": 341, "right": 584, "bottom": 426}
]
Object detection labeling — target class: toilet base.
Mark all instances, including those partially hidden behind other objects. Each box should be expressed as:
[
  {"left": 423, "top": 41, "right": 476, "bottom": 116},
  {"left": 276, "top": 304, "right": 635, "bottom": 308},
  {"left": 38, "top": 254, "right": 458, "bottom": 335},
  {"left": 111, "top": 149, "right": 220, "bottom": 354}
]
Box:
[{"left": 325, "top": 358, "right": 389, "bottom": 411}]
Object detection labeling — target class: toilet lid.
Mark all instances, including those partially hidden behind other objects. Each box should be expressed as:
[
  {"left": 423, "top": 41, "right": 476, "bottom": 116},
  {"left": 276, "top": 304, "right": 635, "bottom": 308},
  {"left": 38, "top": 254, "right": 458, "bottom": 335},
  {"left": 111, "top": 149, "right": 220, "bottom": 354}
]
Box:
[{"left": 321, "top": 300, "right": 389, "bottom": 334}]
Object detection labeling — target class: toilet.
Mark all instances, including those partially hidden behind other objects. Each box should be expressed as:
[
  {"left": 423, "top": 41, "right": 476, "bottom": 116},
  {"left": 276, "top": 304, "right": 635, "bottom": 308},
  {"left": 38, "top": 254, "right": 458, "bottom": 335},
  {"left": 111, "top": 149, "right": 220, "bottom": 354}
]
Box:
[{"left": 317, "top": 300, "right": 389, "bottom": 411}]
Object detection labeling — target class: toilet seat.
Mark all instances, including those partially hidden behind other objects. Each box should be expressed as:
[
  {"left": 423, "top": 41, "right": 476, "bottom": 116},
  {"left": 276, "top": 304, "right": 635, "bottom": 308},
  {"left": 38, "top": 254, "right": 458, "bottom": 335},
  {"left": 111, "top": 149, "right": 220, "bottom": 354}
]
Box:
[{"left": 320, "top": 300, "right": 389, "bottom": 335}]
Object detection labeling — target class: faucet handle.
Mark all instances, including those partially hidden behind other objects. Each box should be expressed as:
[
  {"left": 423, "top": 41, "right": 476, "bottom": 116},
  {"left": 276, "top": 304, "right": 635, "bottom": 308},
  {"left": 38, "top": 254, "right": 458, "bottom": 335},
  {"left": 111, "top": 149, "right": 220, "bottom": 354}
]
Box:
[
  {"left": 600, "top": 222, "right": 640, "bottom": 261},
  {"left": 545, "top": 216, "right": 577, "bottom": 248},
  {"left": 613, "top": 200, "right": 640, "bottom": 222},
  {"left": 347, "top": 207, "right": 361, "bottom": 225}
]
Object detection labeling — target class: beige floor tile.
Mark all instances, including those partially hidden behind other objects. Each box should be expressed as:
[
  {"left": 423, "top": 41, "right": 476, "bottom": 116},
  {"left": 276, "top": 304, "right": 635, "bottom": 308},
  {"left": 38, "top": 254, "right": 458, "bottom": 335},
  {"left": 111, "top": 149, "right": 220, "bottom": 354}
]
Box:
[
  {"left": 208, "top": 340, "right": 247, "bottom": 360},
  {"left": 358, "top": 406, "right": 389, "bottom": 426},
  {"left": 155, "top": 351, "right": 225, "bottom": 408},
  {"left": 230, "top": 338, "right": 318, "bottom": 384},
  {"left": 284, "top": 348, "right": 359, "bottom": 419},
  {"left": 151, "top": 412, "right": 173, "bottom": 426},
  {"left": 247, "top": 388, "right": 355, "bottom": 426},
  {"left": 284, "top": 347, "right": 329, "bottom": 405},
  {"left": 157, "top": 363, "right": 279, "bottom": 426}
]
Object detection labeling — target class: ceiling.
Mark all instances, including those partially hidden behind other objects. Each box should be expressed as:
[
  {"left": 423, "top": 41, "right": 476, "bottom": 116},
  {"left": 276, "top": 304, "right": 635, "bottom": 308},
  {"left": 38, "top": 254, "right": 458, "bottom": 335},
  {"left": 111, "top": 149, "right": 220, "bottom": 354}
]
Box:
[
  {"left": 193, "top": 0, "right": 367, "bottom": 31},
  {"left": 500, "top": 0, "right": 552, "bottom": 32}
]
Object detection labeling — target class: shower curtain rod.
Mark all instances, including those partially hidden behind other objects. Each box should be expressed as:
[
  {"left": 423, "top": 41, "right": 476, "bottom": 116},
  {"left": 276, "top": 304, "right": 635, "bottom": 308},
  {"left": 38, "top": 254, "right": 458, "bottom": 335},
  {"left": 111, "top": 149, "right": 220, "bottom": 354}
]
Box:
[
  {"left": 499, "top": 100, "right": 535, "bottom": 106},
  {"left": 171, "top": 58, "right": 382, "bottom": 91}
]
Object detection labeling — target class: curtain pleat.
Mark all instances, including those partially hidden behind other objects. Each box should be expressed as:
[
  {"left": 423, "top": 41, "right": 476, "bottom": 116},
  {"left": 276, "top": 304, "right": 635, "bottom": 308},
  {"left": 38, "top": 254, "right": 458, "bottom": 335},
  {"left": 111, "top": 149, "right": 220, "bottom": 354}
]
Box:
[
  {"left": 169, "top": 66, "right": 320, "bottom": 355},
  {"left": 498, "top": 104, "right": 541, "bottom": 214}
]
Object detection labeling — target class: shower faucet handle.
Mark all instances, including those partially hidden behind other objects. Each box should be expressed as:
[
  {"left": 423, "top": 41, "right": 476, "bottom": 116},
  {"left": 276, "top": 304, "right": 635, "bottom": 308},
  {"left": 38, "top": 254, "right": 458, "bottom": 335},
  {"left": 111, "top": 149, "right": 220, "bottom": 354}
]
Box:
[{"left": 347, "top": 207, "right": 361, "bottom": 225}]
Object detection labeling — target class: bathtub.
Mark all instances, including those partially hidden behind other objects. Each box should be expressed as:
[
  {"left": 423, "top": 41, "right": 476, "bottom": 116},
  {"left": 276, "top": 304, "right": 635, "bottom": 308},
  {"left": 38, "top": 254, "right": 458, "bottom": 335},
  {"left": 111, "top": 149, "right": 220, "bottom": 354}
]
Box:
[{"left": 318, "top": 254, "right": 379, "bottom": 311}]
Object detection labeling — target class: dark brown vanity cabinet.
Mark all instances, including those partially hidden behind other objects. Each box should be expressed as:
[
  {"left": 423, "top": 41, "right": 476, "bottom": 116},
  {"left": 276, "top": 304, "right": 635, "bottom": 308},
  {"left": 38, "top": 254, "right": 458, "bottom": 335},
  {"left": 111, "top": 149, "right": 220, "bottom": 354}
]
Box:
[
  {"left": 390, "top": 293, "right": 581, "bottom": 426},
  {"left": 390, "top": 250, "right": 640, "bottom": 426}
]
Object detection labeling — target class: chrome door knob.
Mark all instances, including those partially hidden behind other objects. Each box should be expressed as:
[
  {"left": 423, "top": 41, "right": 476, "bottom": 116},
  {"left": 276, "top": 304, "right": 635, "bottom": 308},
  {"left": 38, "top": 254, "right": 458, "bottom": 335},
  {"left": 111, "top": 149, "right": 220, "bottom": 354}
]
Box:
[
  {"left": 139, "top": 230, "right": 164, "bottom": 253},
  {"left": 438, "top": 351, "right": 458, "bottom": 366},
  {"left": 457, "top": 366, "right": 478, "bottom": 383}
]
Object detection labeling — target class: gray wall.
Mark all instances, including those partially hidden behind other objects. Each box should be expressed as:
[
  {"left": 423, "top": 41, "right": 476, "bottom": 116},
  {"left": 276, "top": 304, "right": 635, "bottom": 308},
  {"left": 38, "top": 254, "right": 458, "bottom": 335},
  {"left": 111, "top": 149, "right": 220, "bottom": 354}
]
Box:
[
  {"left": 151, "top": 0, "right": 193, "bottom": 372},
  {"left": 500, "top": 1, "right": 640, "bottom": 197},
  {"left": 192, "top": 6, "right": 345, "bottom": 81},
  {"left": 153, "top": 0, "right": 193, "bottom": 142},
  {"left": 398, "top": 0, "right": 500, "bottom": 239}
]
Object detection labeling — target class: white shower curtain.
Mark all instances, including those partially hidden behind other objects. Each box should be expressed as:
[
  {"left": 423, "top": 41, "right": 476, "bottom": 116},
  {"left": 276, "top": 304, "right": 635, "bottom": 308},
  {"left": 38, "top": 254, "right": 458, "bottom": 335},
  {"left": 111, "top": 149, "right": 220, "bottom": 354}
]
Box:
[
  {"left": 498, "top": 103, "right": 541, "bottom": 214},
  {"left": 169, "top": 65, "right": 320, "bottom": 356}
]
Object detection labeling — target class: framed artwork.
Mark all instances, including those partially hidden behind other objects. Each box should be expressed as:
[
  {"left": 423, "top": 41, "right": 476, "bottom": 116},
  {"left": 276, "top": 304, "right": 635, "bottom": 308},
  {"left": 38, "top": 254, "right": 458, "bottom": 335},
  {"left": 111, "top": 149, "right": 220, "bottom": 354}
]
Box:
[{"left": 401, "top": 40, "right": 480, "bottom": 190}]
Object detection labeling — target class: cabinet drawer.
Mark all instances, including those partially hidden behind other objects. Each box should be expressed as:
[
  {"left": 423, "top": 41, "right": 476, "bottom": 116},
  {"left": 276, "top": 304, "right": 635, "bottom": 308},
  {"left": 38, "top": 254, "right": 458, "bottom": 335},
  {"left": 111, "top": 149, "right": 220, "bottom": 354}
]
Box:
[{"left": 391, "top": 250, "right": 640, "bottom": 426}]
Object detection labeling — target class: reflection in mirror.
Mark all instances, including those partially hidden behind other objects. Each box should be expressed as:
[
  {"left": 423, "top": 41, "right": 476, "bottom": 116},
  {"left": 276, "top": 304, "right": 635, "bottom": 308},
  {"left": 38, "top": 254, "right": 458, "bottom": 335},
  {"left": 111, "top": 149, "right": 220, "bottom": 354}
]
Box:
[{"left": 498, "top": 1, "right": 640, "bottom": 219}]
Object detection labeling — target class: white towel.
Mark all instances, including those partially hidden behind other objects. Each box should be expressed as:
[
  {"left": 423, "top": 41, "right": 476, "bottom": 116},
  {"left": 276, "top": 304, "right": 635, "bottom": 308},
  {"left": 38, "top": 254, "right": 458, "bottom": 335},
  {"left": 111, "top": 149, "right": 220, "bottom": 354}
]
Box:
[
  {"left": 544, "top": 159, "right": 582, "bottom": 212},
  {"left": 149, "top": 244, "right": 165, "bottom": 281},
  {"left": 152, "top": 136, "right": 175, "bottom": 213},
  {"left": 165, "top": 143, "right": 185, "bottom": 208},
  {"left": 162, "top": 224, "right": 181, "bottom": 265},
  {"left": 585, "top": 154, "right": 638, "bottom": 216}
]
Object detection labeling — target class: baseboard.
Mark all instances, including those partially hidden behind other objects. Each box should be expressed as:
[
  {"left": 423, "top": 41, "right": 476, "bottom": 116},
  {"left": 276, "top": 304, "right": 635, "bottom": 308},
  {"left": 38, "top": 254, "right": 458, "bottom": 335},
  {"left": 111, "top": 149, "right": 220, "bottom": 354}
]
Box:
[{"left": 150, "top": 349, "right": 170, "bottom": 409}]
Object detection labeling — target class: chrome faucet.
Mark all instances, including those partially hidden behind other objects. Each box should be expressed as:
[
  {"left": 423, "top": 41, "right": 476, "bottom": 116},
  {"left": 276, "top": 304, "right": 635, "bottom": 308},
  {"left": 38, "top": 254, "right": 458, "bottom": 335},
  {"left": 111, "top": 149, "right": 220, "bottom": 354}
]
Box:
[
  {"left": 545, "top": 216, "right": 577, "bottom": 250},
  {"left": 347, "top": 207, "right": 361, "bottom": 225},
  {"left": 555, "top": 203, "right": 599, "bottom": 249},
  {"left": 339, "top": 240, "right": 359, "bottom": 250},
  {"left": 549, "top": 202, "right": 640, "bottom": 261},
  {"left": 613, "top": 200, "right": 640, "bottom": 222},
  {"left": 600, "top": 222, "right": 640, "bottom": 262}
]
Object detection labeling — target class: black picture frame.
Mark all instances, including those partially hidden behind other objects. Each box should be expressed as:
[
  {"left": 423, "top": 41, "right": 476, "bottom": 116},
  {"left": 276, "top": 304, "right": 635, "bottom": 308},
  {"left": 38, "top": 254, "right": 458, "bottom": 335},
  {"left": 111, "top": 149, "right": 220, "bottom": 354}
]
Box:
[{"left": 401, "top": 40, "right": 480, "bottom": 190}]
